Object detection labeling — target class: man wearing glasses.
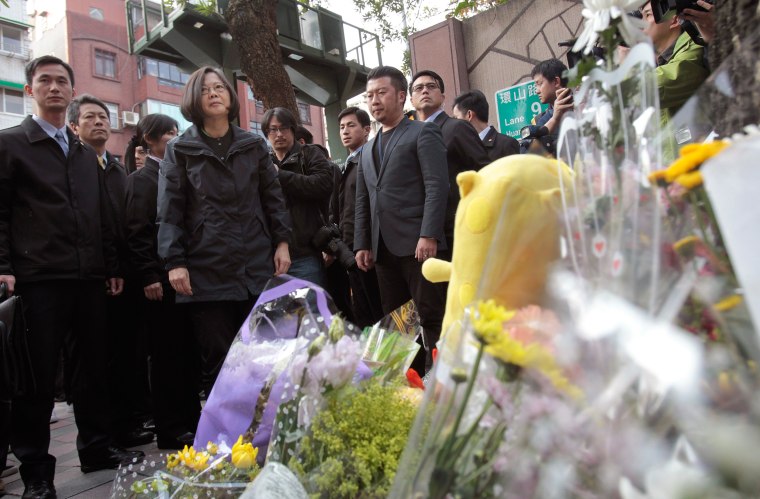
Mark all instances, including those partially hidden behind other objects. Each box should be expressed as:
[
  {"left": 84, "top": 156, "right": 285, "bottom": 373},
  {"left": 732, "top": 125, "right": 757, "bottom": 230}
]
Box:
[
  {"left": 354, "top": 66, "right": 449, "bottom": 374},
  {"left": 410, "top": 70, "right": 490, "bottom": 248},
  {"left": 262, "top": 107, "right": 333, "bottom": 287}
]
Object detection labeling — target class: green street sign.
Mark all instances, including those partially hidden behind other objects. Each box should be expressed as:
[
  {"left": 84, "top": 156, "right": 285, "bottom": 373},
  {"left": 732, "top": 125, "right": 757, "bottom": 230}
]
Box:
[{"left": 495, "top": 81, "right": 548, "bottom": 139}]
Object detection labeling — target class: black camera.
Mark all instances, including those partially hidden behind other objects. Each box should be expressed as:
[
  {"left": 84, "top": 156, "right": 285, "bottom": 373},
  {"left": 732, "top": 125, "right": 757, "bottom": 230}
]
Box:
[
  {"left": 311, "top": 224, "right": 357, "bottom": 271},
  {"left": 651, "top": 0, "right": 711, "bottom": 23},
  {"left": 519, "top": 125, "right": 558, "bottom": 156}
]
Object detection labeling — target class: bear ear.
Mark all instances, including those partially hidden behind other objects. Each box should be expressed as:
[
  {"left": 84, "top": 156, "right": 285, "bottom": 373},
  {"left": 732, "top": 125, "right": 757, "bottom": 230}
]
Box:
[{"left": 457, "top": 171, "right": 480, "bottom": 198}]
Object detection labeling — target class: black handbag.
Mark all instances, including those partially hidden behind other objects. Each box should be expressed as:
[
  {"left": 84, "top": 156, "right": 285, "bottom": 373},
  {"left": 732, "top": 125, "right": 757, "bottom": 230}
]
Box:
[{"left": 0, "top": 282, "right": 36, "bottom": 398}]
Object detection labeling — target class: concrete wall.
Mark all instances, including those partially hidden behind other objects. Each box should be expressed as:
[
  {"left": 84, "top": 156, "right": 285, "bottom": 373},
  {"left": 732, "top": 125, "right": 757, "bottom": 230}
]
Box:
[{"left": 409, "top": 0, "right": 583, "bottom": 126}]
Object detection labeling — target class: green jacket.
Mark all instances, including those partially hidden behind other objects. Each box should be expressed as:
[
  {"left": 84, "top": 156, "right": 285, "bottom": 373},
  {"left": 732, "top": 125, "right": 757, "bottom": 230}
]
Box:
[
  {"left": 658, "top": 31, "right": 709, "bottom": 121},
  {"left": 657, "top": 32, "right": 709, "bottom": 162}
]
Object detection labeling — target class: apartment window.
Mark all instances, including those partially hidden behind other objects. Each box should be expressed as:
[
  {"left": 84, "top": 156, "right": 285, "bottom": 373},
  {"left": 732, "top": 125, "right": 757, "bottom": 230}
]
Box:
[
  {"left": 249, "top": 121, "right": 264, "bottom": 139},
  {"left": 105, "top": 102, "right": 119, "bottom": 129},
  {"left": 0, "top": 24, "right": 23, "bottom": 54},
  {"left": 143, "top": 99, "right": 192, "bottom": 132},
  {"left": 245, "top": 87, "right": 265, "bottom": 113},
  {"left": 89, "top": 7, "right": 104, "bottom": 21},
  {"left": 1, "top": 88, "right": 24, "bottom": 115},
  {"left": 139, "top": 57, "right": 189, "bottom": 88},
  {"left": 297, "top": 102, "right": 311, "bottom": 125},
  {"left": 94, "top": 49, "right": 117, "bottom": 79}
]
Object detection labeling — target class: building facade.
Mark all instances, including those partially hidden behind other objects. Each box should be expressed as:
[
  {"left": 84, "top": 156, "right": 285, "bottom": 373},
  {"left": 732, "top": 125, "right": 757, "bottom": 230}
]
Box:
[
  {"left": 24, "top": 0, "right": 325, "bottom": 160},
  {"left": 409, "top": 0, "right": 584, "bottom": 129},
  {"left": 0, "top": 0, "right": 32, "bottom": 130}
]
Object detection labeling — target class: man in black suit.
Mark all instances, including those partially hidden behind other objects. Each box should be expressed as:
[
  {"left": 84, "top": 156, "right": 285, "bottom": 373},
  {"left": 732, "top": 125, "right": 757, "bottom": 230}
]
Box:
[
  {"left": 410, "top": 70, "right": 491, "bottom": 247},
  {"left": 452, "top": 89, "right": 520, "bottom": 161},
  {"left": 354, "top": 66, "right": 449, "bottom": 372},
  {"left": 68, "top": 94, "right": 155, "bottom": 450},
  {"left": 0, "top": 56, "right": 142, "bottom": 499}
]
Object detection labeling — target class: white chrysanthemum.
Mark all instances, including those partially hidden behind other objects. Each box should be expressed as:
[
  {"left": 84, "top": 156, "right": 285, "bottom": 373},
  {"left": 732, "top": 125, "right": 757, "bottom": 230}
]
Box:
[{"left": 573, "top": 0, "right": 648, "bottom": 55}]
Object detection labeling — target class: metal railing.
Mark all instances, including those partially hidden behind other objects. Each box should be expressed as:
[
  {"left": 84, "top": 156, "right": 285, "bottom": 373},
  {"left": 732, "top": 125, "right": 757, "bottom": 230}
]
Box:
[{"left": 126, "top": 0, "right": 381, "bottom": 69}]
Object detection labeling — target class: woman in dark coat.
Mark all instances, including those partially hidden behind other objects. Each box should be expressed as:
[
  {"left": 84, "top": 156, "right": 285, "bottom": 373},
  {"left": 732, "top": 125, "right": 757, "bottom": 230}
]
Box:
[
  {"left": 157, "top": 67, "right": 292, "bottom": 395},
  {"left": 125, "top": 114, "right": 201, "bottom": 449}
]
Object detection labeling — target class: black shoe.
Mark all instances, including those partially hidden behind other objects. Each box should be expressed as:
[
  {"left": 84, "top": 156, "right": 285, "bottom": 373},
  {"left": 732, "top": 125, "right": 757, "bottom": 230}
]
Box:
[
  {"left": 22, "top": 480, "right": 57, "bottom": 499},
  {"left": 80, "top": 446, "right": 144, "bottom": 473},
  {"left": 115, "top": 428, "right": 155, "bottom": 448},
  {"left": 156, "top": 431, "right": 195, "bottom": 450},
  {"left": 141, "top": 418, "right": 156, "bottom": 433}
]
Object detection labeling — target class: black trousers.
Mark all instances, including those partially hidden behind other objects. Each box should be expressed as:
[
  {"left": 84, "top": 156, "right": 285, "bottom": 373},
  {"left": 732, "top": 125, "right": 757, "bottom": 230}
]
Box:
[
  {"left": 107, "top": 279, "right": 152, "bottom": 435},
  {"left": 348, "top": 266, "right": 384, "bottom": 329},
  {"left": 325, "top": 262, "right": 355, "bottom": 324},
  {"left": 375, "top": 238, "right": 448, "bottom": 374},
  {"left": 12, "top": 280, "right": 112, "bottom": 484},
  {"left": 186, "top": 297, "right": 256, "bottom": 395},
  {"left": 0, "top": 399, "right": 9, "bottom": 470},
  {"left": 141, "top": 284, "right": 200, "bottom": 439}
]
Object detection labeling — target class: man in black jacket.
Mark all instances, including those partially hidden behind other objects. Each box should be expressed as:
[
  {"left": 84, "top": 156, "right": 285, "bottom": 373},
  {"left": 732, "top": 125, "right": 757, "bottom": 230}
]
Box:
[
  {"left": 452, "top": 89, "right": 520, "bottom": 161},
  {"left": 0, "top": 56, "right": 142, "bottom": 499},
  {"left": 263, "top": 107, "right": 334, "bottom": 287},
  {"left": 331, "top": 107, "right": 383, "bottom": 328},
  {"left": 410, "top": 70, "right": 491, "bottom": 248},
  {"left": 67, "top": 95, "right": 155, "bottom": 449}
]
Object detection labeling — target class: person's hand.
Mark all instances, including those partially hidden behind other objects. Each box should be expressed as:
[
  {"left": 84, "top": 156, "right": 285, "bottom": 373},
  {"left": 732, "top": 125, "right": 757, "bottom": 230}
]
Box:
[
  {"left": 144, "top": 282, "right": 163, "bottom": 301},
  {"left": 169, "top": 267, "right": 193, "bottom": 296},
  {"left": 322, "top": 252, "right": 336, "bottom": 267},
  {"left": 616, "top": 45, "right": 631, "bottom": 64},
  {"left": 107, "top": 277, "right": 124, "bottom": 296},
  {"left": 273, "top": 242, "right": 291, "bottom": 276},
  {"left": 356, "top": 249, "right": 374, "bottom": 271},
  {"left": 553, "top": 87, "right": 574, "bottom": 118},
  {"left": 681, "top": 0, "right": 715, "bottom": 44},
  {"left": 0, "top": 274, "right": 15, "bottom": 296},
  {"left": 415, "top": 237, "right": 438, "bottom": 263}
]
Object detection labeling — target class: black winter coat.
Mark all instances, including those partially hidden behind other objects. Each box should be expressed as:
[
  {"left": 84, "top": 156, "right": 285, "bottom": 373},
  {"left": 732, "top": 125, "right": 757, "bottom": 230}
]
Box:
[
  {"left": 99, "top": 152, "right": 128, "bottom": 269},
  {"left": 273, "top": 143, "right": 334, "bottom": 260},
  {"left": 330, "top": 150, "right": 362, "bottom": 249},
  {"left": 0, "top": 116, "right": 119, "bottom": 282},
  {"left": 157, "top": 125, "right": 291, "bottom": 303},
  {"left": 125, "top": 157, "right": 164, "bottom": 287}
]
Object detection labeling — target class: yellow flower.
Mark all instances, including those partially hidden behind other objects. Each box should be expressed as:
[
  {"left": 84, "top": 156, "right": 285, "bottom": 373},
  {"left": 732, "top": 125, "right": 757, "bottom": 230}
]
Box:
[
  {"left": 206, "top": 441, "right": 218, "bottom": 455},
  {"left": 166, "top": 452, "right": 181, "bottom": 470},
  {"left": 472, "top": 300, "right": 515, "bottom": 344},
  {"left": 177, "top": 445, "right": 210, "bottom": 471},
  {"left": 231, "top": 435, "right": 258, "bottom": 469},
  {"left": 714, "top": 294, "right": 742, "bottom": 312},
  {"left": 648, "top": 140, "right": 729, "bottom": 185},
  {"left": 672, "top": 235, "right": 700, "bottom": 253},
  {"left": 673, "top": 170, "right": 703, "bottom": 190}
]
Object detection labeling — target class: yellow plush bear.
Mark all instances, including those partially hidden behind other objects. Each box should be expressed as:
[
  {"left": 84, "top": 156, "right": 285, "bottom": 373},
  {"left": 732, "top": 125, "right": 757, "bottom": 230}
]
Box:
[{"left": 423, "top": 154, "right": 573, "bottom": 338}]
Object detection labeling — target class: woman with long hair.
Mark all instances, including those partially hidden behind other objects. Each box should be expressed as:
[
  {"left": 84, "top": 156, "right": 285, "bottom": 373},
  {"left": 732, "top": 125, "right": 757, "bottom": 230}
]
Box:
[{"left": 157, "top": 67, "right": 292, "bottom": 395}]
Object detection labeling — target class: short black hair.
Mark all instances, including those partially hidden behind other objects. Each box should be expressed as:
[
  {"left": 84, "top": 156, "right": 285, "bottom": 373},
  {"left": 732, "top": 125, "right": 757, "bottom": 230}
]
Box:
[
  {"left": 136, "top": 113, "right": 179, "bottom": 150},
  {"left": 295, "top": 125, "right": 313, "bottom": 144},
  {"left": 530, "top": 58, "right": 568, "bottom": 85},
  {"left": 410, "top": 69, "right": 445, "bottom": 94},
  {"left": 181, "top": 66, "right": 240, "bottom": 127},
  {"left": 367, "top": 66, "right": 407, "bottom": 94},
  {"left": 338, "top": 106, "right": 371, "bottom": 128},
  {"left": 262, "top": 107, "right": 298, "bottom": 136},
  {"left": 452, "top": 89, "right": 489, "bottom": 123},
  {"left": 67, "top": 94, "right": 110, "bottom": 125},
  {"left": 25, "top": 55, "right": 75, "bottom": 87}
]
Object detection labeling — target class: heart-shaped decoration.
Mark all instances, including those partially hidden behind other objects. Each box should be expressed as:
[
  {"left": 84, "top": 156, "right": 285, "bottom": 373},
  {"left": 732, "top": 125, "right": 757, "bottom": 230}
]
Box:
[
  {"left": 612, "top": 251, "right": 623, "bottom": 276},
  {"left": 592, "top": 234, "right": 607, "bottom": 258}
]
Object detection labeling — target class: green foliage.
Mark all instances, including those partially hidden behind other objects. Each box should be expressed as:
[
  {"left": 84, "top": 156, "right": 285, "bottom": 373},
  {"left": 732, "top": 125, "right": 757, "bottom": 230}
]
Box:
[
  {"left": 291, "top": 382, "right": 418, "bottom": 498},
  {"left": 447, "top": 0, "right": 510, "bottom": 19},
  {"left": 163, "top": 0, "right": 218, "bottom": 17}
]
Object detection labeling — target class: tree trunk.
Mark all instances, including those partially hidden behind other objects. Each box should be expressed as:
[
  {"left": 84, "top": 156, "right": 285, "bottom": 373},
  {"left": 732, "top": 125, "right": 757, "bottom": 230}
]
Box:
[
  {"left": 706, "top": 0, "right": 760, "bottom": 135},
  {"left": 225, "top": 0, "right": 300, "bottom": 120}
]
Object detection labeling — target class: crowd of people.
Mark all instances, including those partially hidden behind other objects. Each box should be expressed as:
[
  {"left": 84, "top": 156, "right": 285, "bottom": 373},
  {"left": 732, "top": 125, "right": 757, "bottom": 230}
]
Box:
[{"left": 0, "top": 1, "right": 713, "bottom": 496}]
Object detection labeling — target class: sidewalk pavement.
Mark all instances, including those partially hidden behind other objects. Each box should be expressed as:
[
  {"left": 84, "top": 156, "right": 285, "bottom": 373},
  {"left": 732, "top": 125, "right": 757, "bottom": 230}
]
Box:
[{"left": 3, "top": 402, "right": 164, "bottom": 498}]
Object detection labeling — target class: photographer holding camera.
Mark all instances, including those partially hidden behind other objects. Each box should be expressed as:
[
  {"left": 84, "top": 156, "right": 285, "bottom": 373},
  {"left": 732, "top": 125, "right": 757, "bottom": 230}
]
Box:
[
  {"left": 520, "top": 59, "right": 574, "bottom": 155},
  {"left": 641, "top": 1, "right": 710, "bottom": 128},
  {"left": 323, "top": 107, "right": 383, "bottom": 328}
]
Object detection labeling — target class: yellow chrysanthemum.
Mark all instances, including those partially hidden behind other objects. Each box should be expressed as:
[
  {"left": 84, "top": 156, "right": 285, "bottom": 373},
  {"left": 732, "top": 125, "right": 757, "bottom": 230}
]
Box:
[
  {"left": 166, "top": 452, "right": 181, "bottom": 470},
  {"left": 231, "top": 435, "right": 259, "bottom": 469},
  {"left": 647, "top": 140, "right": 729, "bottom": 185},
  {"left": 206, "top": 441, "right": 218, "bottom": 455},
  {"left": 672, "top": 235, "right": 701, "bottom": 253},
  {"left": 673, "top": 170, "right": 703, "bottom": 190},
  {"left": 714, "top": 294, "right": 743, "bottom": 312},
  {"left": 472, "top": 300, "right": 515, "bottom": 344},
  {"left": 177, "top": 445, "right": 210, "bottom": 471}
]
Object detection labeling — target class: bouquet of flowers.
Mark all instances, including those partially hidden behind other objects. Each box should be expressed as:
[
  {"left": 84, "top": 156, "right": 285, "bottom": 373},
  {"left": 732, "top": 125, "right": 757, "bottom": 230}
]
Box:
[{"left": 110, "top": 435, "right": 261, "bottom": 498}]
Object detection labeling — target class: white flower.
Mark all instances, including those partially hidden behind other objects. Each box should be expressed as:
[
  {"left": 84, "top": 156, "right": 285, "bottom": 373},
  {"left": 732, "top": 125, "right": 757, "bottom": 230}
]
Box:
[{"left": 573, "top": 0, "right": 648, "bottom": 55}]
